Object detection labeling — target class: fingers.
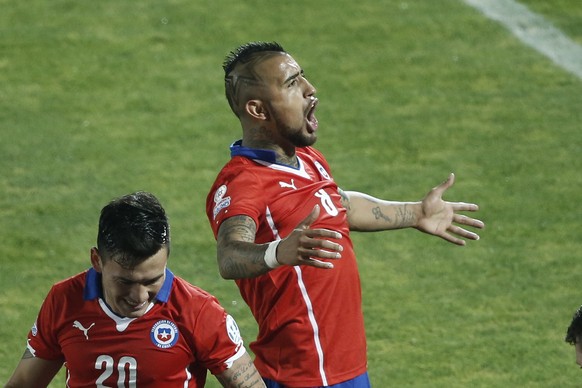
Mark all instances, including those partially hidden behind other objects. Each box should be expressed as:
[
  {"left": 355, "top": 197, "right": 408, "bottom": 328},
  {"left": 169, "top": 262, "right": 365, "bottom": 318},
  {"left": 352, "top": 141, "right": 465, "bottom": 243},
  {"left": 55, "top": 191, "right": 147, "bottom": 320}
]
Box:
[
  {"left": 451, "top": 202, "right": 480, "bottom": 212},
  {"left": 297, "top": 228, "right": 343, "bottom": 267},
  {"left": 452, "top": 213, "right": 485, "bottom": 229},
  {"left": 278, "top": 223, "right": 343, "bottom": 269},
  {"left": 300, "top": 243, "right": 343, "bottom": 257},
  {"left": 433, "top": 173, "right": 455, "bottom": 195},
  {"left": 427, "top": 217, "right": 483, "bottom": 246},
  {"left": 439, "top": 232, "right": 466, "bottom": 246},
  {"left": 297, "top": 205, "right": 320, "bottom": 229},
  {"left": 299, "top": 257, "right": 335, "bottom": 269},
  {"left": 448, "top": 224, "right": 480, "bottom": 241}
]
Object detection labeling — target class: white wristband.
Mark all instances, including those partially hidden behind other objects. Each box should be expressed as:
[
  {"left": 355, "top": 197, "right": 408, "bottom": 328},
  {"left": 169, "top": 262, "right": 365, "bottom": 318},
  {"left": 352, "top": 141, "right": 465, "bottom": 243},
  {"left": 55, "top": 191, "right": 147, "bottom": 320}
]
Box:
[{"left": 264, "top": 240, "right": 281, "bottom": 269}]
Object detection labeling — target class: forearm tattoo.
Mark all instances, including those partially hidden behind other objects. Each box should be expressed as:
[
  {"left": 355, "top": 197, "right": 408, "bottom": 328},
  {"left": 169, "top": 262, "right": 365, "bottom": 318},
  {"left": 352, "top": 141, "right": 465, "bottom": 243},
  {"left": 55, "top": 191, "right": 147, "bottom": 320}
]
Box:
[
  {"left": 217, "top": 216, "right": 271, "bottom": 278},
  {"left": 367, "top": 198, "right": 416, "bottom": 228},
  {"left": 372, "top": 206, "right": 392, "bottom": 223},
  {"left": 216, "top": 356, "right": 263, "bottom": 387},
  {"left": 394, "top": 204, "right": 416, "bottom": 227}
]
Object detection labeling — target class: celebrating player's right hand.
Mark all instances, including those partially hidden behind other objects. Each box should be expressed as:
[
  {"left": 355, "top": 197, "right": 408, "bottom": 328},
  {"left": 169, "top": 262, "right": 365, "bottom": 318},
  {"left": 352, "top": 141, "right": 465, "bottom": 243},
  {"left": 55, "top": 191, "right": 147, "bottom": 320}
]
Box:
[{"left": 276, "top": 205, "right": 343, "bottom": 269}]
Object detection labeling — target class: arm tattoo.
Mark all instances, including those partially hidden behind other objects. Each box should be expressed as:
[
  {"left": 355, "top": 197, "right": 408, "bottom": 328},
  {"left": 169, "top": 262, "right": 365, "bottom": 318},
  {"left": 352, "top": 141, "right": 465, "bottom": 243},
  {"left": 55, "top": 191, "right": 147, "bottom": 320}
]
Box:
[
  {"left": 216, "top": 357, "right": 263, "bottom": 387},
  {"left": 394, "top": 204, "right": 416, "bottom": 227},
  {"left": 366, "top": 198, "right": 416, "bottom": 228},
  {"left": 217, "top": 216, "right": 271, "bottom": 278},
  {"left": 338, "top": 188, "right": 351, "bottom": 211},
  {"left": 220, "top": 216, "right": 257, "bottom": 242},
  {"left": 372, "top": 206, "right": 391, "bottom": 223}
]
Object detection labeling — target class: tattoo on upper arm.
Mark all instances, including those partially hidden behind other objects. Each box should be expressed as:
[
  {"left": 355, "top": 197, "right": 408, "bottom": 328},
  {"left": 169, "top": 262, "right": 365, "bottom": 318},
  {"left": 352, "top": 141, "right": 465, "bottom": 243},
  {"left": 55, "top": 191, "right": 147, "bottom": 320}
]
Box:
[
  {"left": 219, "top": 216, "right": 257, "bottom": 242},
  {"left": 217, "top": 216, "right": 271, "bottom": 278},
  {"left": 338, "top": 188, "right": 351, "bottom": 211}
]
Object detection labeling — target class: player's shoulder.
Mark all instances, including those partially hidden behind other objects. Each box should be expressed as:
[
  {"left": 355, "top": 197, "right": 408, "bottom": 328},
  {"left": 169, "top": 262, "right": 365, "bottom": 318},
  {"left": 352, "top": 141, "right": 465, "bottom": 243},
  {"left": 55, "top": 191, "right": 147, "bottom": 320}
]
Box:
[
  {"left": 164, "top": 276, "right": 227, "bottom": 325},
  {"left": 207, "top": 156, "right": 263, "bottom": 201},
  {"left": 212, "top": 156, "right": 262, "bottom": 185},
  {"left": 170, "top": 276, "right": 219, "bottom": 305},
  {"left": 50, "top": 270, "right": 89, "bottom": 293}
]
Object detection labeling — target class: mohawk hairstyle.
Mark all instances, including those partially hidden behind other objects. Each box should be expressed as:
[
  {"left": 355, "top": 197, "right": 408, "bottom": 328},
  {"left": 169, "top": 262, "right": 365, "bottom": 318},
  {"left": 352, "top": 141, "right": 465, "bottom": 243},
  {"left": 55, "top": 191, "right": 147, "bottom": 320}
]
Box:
[
  {"left": 565, "top": 305, "right": 582, "bottom": 345},
  {"left": 222, "top": 41, "right": 286, "bottom": 77}
]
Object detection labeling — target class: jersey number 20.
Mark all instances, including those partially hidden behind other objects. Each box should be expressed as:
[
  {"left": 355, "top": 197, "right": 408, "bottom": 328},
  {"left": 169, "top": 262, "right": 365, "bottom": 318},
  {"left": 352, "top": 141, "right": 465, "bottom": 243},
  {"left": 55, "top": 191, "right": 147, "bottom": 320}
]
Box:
[{"left": 95, "top": 355, "right": 137, "bottom": 388}]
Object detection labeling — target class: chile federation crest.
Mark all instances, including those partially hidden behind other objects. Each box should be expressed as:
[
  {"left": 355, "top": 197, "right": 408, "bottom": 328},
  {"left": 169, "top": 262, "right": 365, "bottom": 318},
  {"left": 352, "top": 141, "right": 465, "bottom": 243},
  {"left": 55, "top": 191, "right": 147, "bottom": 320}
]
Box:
[{"left": 150, "top": 320, "right": 179, "bottom": 349}]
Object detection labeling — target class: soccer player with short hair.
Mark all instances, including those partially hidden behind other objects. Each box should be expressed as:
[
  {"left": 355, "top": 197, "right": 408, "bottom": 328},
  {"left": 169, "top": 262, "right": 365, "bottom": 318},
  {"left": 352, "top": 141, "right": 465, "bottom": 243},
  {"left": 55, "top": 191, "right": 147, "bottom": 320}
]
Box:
[
  {"left": 6, "top": 191, "right": 265, "bottom": 387},
  {"left": 206, "top": 41, "right": 484, "bottom": 387}
]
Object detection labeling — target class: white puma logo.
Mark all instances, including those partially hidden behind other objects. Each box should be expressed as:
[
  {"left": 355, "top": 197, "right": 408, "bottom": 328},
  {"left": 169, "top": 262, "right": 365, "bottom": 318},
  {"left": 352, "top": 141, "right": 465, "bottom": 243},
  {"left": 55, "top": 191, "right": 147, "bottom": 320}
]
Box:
[
  {"left": 279, "top": 179, "right": 297, "bottom": 190},
  {"left": 26, "top": 339, "right": 37, "bottom": 357},
  {"left": 73, "top": 320, "right": 95, "bottom": 340}
]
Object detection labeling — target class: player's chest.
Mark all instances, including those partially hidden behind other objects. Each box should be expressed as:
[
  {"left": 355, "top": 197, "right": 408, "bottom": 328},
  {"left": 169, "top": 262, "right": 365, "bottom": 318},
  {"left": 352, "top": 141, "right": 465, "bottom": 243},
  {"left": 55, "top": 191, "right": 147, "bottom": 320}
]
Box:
[
  {"left": 257, "top": 173, "right": 345, "bottom": 231},
  {"left": 59, "top": 312, "right": 192, "bottom": 384}
]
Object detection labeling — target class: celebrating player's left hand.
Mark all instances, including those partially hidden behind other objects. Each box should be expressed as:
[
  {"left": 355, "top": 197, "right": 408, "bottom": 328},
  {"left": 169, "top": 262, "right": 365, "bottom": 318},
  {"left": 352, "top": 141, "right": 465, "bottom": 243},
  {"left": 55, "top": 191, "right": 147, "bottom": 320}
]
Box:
[{"left": 415, "top": 173, "right": 485, "bottom": 246}]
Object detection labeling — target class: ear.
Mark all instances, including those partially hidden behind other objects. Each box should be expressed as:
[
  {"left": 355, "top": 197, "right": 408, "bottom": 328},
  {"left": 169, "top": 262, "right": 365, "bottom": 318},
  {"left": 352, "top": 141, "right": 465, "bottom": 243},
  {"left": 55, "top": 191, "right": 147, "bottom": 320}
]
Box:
[
  {"left": 90, "top": 247, "right": 103, "bottom": 273},
  {"left": 245, "top": 99, "right": 268, "bottom": 121}
]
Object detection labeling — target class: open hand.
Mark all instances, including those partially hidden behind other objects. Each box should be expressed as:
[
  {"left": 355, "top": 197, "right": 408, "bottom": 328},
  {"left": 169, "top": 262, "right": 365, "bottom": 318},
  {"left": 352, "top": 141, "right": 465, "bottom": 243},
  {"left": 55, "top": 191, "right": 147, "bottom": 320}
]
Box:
[{"left": 416, "top": 173, "right": 485, "bottom": 245}]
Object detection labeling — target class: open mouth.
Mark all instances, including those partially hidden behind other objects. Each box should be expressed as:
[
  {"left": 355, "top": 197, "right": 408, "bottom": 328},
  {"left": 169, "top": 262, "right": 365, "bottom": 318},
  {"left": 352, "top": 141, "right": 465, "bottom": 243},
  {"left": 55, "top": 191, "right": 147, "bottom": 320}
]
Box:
[{"left": 306, "top": 98, "right": 319, "bottom": 131}]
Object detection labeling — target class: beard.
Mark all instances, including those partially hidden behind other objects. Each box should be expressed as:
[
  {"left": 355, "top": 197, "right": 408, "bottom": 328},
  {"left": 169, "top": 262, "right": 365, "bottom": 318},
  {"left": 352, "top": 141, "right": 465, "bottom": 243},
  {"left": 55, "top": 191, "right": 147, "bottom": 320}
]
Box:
[{"left": 273, "top": 113, "right": 317, "bottom": 148}]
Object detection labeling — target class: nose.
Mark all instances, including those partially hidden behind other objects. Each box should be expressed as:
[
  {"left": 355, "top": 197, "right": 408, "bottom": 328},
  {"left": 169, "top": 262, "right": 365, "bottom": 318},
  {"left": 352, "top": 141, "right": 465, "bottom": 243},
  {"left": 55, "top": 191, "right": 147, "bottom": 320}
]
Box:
[
  {"left": 303, "top": 77, "right": 316, "bottom": 97},
  {"left": 128, "top": 284, "right": 149, "bottom": 305}
]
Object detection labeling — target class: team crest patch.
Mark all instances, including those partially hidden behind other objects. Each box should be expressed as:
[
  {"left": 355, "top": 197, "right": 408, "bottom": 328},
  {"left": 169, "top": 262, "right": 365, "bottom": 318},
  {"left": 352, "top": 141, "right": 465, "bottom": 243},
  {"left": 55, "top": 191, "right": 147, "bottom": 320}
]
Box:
[
  {"left": 150, "top": 320, "right": 179, "bottom": 349},
  {"left": 226, "top": 315, "right": 243, "bottom": 345},
  {"left": 313, "top": 161, "right": 331, "bottom": 180},
  {"left": 213, "top": 184, "right": 231, "bottom": 220}
]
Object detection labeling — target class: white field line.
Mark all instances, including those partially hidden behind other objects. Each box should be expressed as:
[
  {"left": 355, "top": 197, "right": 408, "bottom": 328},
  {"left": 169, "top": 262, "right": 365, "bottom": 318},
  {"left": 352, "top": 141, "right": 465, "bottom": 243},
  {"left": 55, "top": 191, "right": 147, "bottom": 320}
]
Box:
[{"left": 462, "top": 0, "right": 582, "bottom": 81}]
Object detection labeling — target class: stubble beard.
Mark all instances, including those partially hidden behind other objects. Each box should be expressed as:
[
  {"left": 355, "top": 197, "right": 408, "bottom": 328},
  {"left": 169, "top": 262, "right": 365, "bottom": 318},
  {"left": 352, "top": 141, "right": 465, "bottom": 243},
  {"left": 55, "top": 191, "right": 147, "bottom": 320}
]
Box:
[{"left": 273, "top": 115, "right": 317, "bottom": 148}]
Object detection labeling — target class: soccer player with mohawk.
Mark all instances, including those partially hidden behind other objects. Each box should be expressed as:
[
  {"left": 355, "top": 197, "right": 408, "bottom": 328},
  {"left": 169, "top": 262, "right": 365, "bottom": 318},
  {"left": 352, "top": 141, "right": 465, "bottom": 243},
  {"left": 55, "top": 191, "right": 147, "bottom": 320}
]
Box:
[{"left": 207, "top": 41, "right": 484, "bottom": 387}]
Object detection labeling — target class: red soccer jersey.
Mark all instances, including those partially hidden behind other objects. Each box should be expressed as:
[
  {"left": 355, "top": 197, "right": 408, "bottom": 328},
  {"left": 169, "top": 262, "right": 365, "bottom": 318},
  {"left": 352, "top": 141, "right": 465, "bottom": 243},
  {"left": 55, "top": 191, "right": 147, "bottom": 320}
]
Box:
[
  {"left": 27, "top": 268, "right": 246, "bottom": 387},
  {"left": 206, "top": 142, "right": 367, "bottom": 387}
]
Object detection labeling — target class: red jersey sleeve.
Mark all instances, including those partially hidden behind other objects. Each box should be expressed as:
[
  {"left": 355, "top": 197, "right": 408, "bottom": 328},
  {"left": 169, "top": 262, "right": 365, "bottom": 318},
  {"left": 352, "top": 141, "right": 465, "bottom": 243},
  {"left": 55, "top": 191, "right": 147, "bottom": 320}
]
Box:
[
  {"left": 184, "top": 295, "right": 245, "bottom": 375},
  {"left": 207, "top": 157, "right": 266, "bottom": 237},
  {"left": 27, "top": 284, "right": 67, "bottom": 361}
]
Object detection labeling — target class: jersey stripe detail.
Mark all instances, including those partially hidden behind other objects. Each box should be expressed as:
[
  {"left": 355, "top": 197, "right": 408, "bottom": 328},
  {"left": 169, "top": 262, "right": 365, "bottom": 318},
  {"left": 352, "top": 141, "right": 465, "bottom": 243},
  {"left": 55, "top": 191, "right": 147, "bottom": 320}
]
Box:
[
  {"left": 266, "top": 206, "right": 328, "bottom": 385},
  {"left": 265, "top": 206, "right": 281, "bottom": 240},
  {"left": 293, "top": 266, "right": 328, "bottom": 386},
  {"left": 183, "top": 367, "right": 192, "bottom": 388}
]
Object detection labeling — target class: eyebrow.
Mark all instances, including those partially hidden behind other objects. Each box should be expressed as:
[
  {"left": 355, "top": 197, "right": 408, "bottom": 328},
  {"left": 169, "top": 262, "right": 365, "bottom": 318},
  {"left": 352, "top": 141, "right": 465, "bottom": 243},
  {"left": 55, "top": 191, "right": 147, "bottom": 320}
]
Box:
[
  {"left": 116, "top": 273, "right": 165, "bottom": 285},
  {"left": 284, "top": 69, "right": 304, "bottom": 85}
]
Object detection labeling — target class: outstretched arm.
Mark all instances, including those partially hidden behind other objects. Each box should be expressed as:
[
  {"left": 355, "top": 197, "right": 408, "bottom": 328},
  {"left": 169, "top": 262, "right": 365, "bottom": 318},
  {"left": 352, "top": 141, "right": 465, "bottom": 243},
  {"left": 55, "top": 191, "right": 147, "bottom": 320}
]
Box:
[
  {"left": 341, "top": 173, "right": 484, "bottom": 245},
  {"left": 216, "top": 205, "right": 343, "bottom": 279}
]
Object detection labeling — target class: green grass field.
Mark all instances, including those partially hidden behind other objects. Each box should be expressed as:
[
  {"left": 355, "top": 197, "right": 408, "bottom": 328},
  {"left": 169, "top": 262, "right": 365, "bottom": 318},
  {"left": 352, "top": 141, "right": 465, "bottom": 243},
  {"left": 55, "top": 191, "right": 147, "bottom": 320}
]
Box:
[{"left": 1, "top": 1, "right": 581, "bottom": 386}]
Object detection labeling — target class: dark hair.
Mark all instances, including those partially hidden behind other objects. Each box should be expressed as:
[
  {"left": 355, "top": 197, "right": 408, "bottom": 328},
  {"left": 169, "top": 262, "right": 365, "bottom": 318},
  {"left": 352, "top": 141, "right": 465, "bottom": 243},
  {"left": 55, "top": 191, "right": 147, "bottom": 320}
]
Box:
[
  {"left": 565, "top": 305, "right": 582, "bottom": 345},
  {"left": 223, "top": 41, "right": 286, "bottom": 77},
  {"left": 223, "top": 41, "right": 286, "bottom": 116},
  {"left": 97, "top": 191, "right": 170, "bottom": 268}
]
